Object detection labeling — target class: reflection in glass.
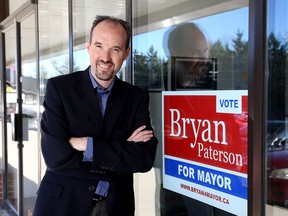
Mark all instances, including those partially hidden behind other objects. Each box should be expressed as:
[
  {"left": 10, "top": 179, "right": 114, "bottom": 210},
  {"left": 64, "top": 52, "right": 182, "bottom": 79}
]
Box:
[
  {"left": 133, "top": 8, "right": 249, "bottom": 91},
  {"left": 21, "top": 13, "right": 39, "bottom": 214},
  {"left": 133, "top": 1, "right": 248, "bottom": 216},
  {"left": 266, "top": 0, "right": 288, "bottom": 214},
  {"left": 164, "top": 23, "right": 216, "bottom": 90},
  {"left": 39, "top": 0, "right": 69, "bottom": 106},
  {"left": 5, "top": 25, "right": 18, "bottom": 212}
]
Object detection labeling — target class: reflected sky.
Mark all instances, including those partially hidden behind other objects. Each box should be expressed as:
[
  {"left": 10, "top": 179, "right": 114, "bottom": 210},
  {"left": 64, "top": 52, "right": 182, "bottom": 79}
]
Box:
[
  {"left": 21, "top": 0, "right": 288, "bottom": 79},
  {"left": 133, "top": 7, "right": 249, "bottom": 60}
]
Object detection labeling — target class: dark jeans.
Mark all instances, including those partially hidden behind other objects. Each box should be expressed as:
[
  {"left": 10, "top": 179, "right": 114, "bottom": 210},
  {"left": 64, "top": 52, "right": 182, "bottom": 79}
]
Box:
[{"left": 89, "top": 200, "right": 108, "bottom": 216}]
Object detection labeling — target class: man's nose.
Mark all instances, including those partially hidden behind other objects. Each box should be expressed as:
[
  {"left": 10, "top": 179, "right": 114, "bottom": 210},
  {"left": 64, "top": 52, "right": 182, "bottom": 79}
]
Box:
[{"left": 100, "top": 50, "right": 112, "bottom": 62}]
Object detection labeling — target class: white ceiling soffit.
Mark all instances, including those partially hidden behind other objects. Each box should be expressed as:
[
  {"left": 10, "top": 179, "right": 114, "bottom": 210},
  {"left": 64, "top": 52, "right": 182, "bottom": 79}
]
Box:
[
  {"left": 134, "top": 0, "right": 248, "bottom": 35},
  {"left": 3, "top": 0, "right": 249, "bottom": 63}
]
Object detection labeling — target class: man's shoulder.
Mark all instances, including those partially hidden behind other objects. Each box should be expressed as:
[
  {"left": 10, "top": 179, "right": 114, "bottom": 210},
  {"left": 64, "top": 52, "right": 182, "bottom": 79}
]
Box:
[
  {"left": 50, "top": 70, "right": 86, "bottom": 83},
  {"left": 115, "top": 77, "right": 147, "bottom": 94}
]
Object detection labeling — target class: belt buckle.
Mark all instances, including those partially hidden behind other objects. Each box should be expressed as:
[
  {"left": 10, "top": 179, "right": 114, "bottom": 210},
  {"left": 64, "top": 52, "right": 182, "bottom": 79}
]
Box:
[{"left": 93, "top": 195, "right": 103, "bottom": 202}]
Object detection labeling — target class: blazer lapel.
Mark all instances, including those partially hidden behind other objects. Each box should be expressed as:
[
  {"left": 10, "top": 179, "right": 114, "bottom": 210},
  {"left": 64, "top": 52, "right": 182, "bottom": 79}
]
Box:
[
  {"left": 76, "top": 69, "right": 104, "bottom": 129},
  {"left": 104, "top": 78, "right": 128, "bottom": 136}
]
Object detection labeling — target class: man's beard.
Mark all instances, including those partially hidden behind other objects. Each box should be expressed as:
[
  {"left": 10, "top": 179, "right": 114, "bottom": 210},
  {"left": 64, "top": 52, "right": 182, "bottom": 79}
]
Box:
[
  {"left": 94, "top": 61, "right": 115, "bottom": 81},
  {"left": 95, "top": 70, "right": 114, "bottom": 81}
]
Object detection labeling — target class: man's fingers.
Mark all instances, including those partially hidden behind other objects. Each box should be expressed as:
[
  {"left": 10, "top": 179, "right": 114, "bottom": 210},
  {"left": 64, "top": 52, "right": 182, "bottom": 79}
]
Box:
[
  {"left": 128, "top": 126, "right": 145, "bottom": 140},
  {"left": 133, "top": 125, "right": 146, "bottom": 134},
  {"left": 139, "top": 131, "right": 153, "bottom": 142},
  {"left": 127, "top": 127, "right": 153, "bottom": 142}
]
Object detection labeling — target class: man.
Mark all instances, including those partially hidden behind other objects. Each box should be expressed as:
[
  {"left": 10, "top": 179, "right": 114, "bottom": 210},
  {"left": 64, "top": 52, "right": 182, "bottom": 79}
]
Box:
[
  {"left": 163, "top": 23, "right": 214, "bottom": 90},
  {"left": 33, "top": 15, "right": 158, "bottom": 216}
]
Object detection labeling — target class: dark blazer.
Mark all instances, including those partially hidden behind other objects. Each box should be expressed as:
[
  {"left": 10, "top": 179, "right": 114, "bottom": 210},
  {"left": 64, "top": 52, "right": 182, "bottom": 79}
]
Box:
[{"left": 33, "top": 67, "right": 158, "bottom": 216}]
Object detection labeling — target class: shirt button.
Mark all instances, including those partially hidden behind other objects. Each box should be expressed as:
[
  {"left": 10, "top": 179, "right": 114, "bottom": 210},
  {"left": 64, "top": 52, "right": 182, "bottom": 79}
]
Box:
[{"left": 88, "top": 186, "right": 95, "bottom": 191}]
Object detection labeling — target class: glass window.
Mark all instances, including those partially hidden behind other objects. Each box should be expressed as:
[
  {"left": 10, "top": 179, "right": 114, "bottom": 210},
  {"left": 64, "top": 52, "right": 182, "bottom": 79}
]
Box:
[
  {"left": 21, "top": 13, "right": 39, "bottom": 214},
  {"left": 38, "top": 0, "right": 69, "bottom": 107},
  {"left": 5, "top": 24, "right": 18, "bottom": 212},
  {"left": 266, "top": 0, "right": 288, "bottom": 215},
  {"left": 133, "top": 6, "right": 249, "bottom": 91},
  {"left": 133, "top": 0, "right": 249, "bottom": 215},
  {"left": 38, "top": 0, "right": 69, "bottom": 182}
]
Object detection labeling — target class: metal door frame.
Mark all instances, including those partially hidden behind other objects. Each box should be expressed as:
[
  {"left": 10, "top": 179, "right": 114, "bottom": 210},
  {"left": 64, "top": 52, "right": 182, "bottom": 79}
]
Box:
[{"left": 0, "top": 2, "right": 38, "bottom": 216}]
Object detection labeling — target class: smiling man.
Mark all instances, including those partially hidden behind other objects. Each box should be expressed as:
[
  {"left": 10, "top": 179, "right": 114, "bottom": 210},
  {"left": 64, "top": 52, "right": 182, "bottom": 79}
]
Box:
[{"left": 33, "top": 15, "right": 158, "bottom": 216}]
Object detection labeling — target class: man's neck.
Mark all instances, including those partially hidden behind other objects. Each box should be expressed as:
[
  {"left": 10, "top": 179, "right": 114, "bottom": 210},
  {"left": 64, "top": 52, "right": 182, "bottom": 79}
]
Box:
[{"left": 96, "top": 78, "right": 115, "bottom": 90}]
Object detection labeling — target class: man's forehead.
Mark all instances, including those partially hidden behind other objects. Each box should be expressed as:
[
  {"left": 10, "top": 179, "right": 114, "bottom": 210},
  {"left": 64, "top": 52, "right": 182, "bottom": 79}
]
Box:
[
  {"left": 92, "top": 23, "right": 126, "bottom": 42},
  {"left": 95, "top": 20, "right": 123, "bottom": 31}
]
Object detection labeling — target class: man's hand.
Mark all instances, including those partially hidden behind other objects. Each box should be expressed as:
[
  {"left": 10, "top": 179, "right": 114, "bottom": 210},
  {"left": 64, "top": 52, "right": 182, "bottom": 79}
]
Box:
[
  {"left": 69, "top": 137, "right": 87, "bottom": 151},
  {"left": 127, "top": 125, "right": 153, "bottom": 142}
]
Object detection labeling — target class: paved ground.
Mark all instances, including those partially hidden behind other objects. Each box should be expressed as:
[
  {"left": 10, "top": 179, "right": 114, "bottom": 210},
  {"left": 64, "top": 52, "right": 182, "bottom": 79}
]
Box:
[{"left": 0, "top": 210, "right": 10, "bottom": 216}]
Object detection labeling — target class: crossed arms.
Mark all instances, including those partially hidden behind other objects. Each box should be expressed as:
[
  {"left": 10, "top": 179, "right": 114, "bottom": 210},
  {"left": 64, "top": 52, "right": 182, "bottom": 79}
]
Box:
[{"left": 69, "top": 125, "right": 153, "bottom": 151}]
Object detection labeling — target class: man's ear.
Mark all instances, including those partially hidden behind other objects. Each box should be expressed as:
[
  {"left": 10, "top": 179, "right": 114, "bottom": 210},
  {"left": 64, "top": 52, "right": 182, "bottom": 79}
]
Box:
[
  {"left": 86, "top": 41, "right": 91, "bottom": 51},
  {"left": 124, "top": 46, "right": 131, "bottom": 60}
]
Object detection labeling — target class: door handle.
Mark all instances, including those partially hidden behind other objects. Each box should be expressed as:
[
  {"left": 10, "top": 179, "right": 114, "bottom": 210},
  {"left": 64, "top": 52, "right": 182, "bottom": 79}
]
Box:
[{"left": 11, "top": 113, "right": 28, "bottom": 141}]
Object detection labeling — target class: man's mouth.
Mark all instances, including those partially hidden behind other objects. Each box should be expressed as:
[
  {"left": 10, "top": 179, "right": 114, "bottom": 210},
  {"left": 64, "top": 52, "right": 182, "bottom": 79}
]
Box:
[{"left": 98, "top": 62, "right": 113, "bottom": 70}]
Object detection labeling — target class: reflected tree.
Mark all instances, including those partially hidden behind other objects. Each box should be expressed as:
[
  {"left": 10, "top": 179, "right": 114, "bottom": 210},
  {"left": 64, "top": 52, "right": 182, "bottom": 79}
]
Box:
[
  {"left": 232, "top": 30, "right": 248, "bottom": 89},
  {"left": 209, "top": 39, "right": 234, "bottom": 89},
  {"left": 134, "top": 46, "right": 167, "bottom": 90},
  {"left": 209, "top": 30, "right": 248, "bottom": 89},
  {"left": 267, "top": 32, "right": 288, "bottom": 123},
  {"left": 134, "top": 49, "right": 148, "bottom": 88}
]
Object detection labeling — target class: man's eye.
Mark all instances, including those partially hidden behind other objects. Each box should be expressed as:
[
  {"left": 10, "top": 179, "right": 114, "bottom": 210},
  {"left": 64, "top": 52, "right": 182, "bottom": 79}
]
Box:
[{"left": 113, "top": 48, "right": 120, "bottom": 52}]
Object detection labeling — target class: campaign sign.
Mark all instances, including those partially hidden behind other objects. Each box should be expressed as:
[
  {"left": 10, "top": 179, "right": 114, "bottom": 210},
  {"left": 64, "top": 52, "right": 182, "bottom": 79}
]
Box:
[{"left": 162, "top": 91, "right": 248, "bottom": 216}]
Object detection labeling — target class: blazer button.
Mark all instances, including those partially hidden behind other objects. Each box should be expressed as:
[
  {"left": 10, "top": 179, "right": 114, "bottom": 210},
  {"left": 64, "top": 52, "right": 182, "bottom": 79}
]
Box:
[{"left": 88, "top": 186, "right": 95, "bottom": 191}]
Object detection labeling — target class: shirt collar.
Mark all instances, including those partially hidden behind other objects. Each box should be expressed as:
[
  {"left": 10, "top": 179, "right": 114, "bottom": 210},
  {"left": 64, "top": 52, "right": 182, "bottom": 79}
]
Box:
[{"left": 89, "top": 67, "right": 114, "bottom": 94}]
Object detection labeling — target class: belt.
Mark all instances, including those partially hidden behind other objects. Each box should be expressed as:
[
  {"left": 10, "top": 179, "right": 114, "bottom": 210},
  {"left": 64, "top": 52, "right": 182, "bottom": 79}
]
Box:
[{"left": 93, "top": 195, "right": 105, "bottom": 202}]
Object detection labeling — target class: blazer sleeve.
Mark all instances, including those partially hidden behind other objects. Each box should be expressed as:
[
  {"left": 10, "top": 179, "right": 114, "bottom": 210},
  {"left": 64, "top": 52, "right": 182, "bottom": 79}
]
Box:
[{"left": 92, "top": 88, "right": 158, "bottom": 174}]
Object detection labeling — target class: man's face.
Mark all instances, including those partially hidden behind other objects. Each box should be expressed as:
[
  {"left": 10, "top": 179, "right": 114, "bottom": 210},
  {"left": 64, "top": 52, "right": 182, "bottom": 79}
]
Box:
[
  {"left": 86, "top": 20, "right": 130, "bottom": 85},
  {"left": 171, "top": 29, "right": 209, "bottom": 88}
]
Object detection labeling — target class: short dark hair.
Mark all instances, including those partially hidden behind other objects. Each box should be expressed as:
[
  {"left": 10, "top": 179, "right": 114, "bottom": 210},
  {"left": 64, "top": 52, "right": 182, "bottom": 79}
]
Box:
[{"left": 89, "top": 15, "right": 131, "bottom": 50}]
